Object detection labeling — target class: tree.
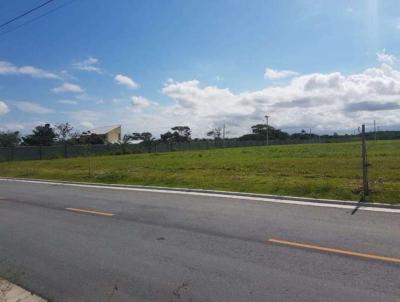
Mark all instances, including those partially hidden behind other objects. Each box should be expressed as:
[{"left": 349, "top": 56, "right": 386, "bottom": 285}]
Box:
[
  {"left": 122, "top": 134, "right": 132, "bottom": 144},
  {"left": 115, "top": 134, "right": 133, "bottom": 154},
  {"left": 160, "top": 131, "right": 175, "bottom": 142},
  {"left": 67, "top": 131, "right": 81, "bottom": 145},
  {"left": 78, "top": 133, "right": 105, "bottom": 145},
  {"left": 0, "top": 131, "right": 20, "bottom": 147},
  {"left": 291, "top": 129, "right": 318, "bottom": 140},
  {"left": 206, "top": 128, "right": 222, "bottom": 140},
  {"left": 130, "top": 132, "right": 153, "bottom": 142},
  {"left": 55, "top": 123, "right": 74, "bottom": 142},
  {"left": 238, "top": 124, "right": 289, "bottom": 141},
  {"left": 251, "top": 124, "right": 268, "bottom": 135},
  {"left": 171, "top": 126, "right": 191, "bottom": 142},
  {"left": 22, "top": 124, "right": 57, "bottom": 146},
  {"left": 251, "top": 124, "right": 289, "bottom": 139}
]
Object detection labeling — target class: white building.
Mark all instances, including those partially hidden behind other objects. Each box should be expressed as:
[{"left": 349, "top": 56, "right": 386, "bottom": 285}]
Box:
[{"left": 85, "top": 125, "right": 121, "bottom": 144}]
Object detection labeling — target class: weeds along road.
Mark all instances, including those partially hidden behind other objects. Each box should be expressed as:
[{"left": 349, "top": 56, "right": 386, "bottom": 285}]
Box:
[{"left": 0, "top": 179, "right": 399, "bottom": 302}]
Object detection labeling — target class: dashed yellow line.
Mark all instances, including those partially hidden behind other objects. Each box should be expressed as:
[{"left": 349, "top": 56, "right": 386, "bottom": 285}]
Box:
[
  {"left": 268, "top": 238, "right": 400, "bottom": 264},
  {"left": 65, "top": 207, "right": 114, "bottom": 217}
]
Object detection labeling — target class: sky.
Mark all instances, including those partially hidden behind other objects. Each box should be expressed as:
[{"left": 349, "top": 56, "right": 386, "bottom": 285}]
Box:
[{"left": 1, "top": 0, "right": 400, "bottom": 137}]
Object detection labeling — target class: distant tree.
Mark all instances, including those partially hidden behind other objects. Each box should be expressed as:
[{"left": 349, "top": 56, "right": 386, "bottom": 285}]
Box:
[
  {"left": 22, "top": 124, "right": 57, "bottom": 146},
  {"left": 238, "top": 133, "right": 265, "bottom": 141},
  {"left": 55, "top": 123, "right": 74, "bottom": 142},
  {"left": 67, "top": 131, "right": 81, "bottom": 144},
  {"left": 122, "top": 134, "right": 132, "bottom": 144},
  {"left": 160, "top": 131, "right": 175, "bottom": 142},
  {"left": 291, "top": 129, "right": 318, "bottom": 140},
  {"left": 78, "top": 133, "right": 105, "bottom": 145},
  {"left": 114, "top": 134, "right": 133, "bottom": 154},
  {"left": 251, "top": 124, "right": 289, "bottom": 139},
  {"left": 206, "top": 128, "right": 222, "bottom": 140},
  {"left": 238, "top": 124, "right": 289, "bottom": 141},
  {"left": 0, "top": 131, "right": 20, "bottom": 147},
  {"left": 171, "top": 126, "right": 191, "bottom": 142},
  {"left": 251, "top": 124, "right": 268, "bottom": 135},
  {"left": 130, "top": 132, "right": 153, "bottom": 142}
]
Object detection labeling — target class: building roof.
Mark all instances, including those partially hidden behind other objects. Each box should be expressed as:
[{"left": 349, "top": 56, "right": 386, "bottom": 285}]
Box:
[{"left": 88, "top": 125, "right": 121, "bottom": 135}]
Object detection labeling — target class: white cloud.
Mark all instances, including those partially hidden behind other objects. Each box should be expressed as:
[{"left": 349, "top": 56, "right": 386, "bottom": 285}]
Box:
[
  {"left": 131, "top": 96, "right": 152, "bottom": 111},
  {"left": 9, "top": 51, "right": 397, "bottom": 138},
  {"left": 72, "top": 57, "right": 101, "bottom": 73},
  {"left": 57, "top": 100, "right": 78, "bottom": 105},
  {"left": 13, "top": 101, "right": 54, "bottom": 114},
  {"left": 52, "top": 83, "right": 84, "bottom": 93},
  {"left": 376, "top": 49, "right": 396, "bottom": 65},
  {"left": 79, "top": 121, "right": 94, "bottom": 129},
  {"left": 155, "top": 53, "right": 400, "bottom": 136},
  {"left": 68, "top": 110, "right": 104, "bottom": 130},
  {"left": 115, "top": 74, "right": 139, "bottom": 89},
  {"left": 264, "top": 68, "right": 299, "bottom": 79},
  {"left": 0, "top": 61, "right": 59, "bottom": 79},
  {"left": 59, "top": 52, "right": 400, "bottom": 138},
  {"left": 0, "top": 101, "right": 9, "bottom": 115}
]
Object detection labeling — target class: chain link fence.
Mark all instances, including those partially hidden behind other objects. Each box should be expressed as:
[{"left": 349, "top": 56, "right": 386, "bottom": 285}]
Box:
[{"left": 0, "top": 136, "right": 366, "bottom": 162}]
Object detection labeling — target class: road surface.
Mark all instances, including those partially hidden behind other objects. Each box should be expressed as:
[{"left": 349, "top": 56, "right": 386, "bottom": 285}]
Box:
[{"left": 0, "top": 179, "right": 399, "bottom": 301}]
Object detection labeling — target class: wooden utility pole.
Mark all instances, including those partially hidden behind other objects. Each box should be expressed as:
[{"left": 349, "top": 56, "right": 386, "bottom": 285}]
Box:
[{"left": 361, "top": 124, "right": 369, "bottom": 201}]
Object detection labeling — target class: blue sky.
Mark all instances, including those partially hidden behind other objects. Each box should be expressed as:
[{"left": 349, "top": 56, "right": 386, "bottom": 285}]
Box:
[{"left": 1, "top": 0, "right": 400, "bottom": 137}]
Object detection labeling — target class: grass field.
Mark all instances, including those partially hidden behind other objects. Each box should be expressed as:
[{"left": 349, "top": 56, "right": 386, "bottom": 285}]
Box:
[{"left": 0, "top": 140, "right": 399, "bottom": 204}]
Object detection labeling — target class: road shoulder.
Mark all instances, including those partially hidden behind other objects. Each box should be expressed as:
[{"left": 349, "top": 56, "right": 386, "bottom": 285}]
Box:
[{"left": 0, "top": 177, "right": 399, "bottom": 213}]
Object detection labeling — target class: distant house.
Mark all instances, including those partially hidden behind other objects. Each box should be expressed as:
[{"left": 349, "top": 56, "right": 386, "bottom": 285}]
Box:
[{"left": 84, "top": 125, "right": 121, "bottom": 144}]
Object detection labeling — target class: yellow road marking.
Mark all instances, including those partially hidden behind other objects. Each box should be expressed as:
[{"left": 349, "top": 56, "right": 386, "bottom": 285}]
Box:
[
  {"left": 65, "top": 207, "right": 114, "bottom": 217},
  {"left": 268, "top": 238, "right": 400, "bottom": 264}
]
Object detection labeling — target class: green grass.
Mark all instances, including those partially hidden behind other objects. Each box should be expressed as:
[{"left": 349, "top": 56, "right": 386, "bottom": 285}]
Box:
[{"left": 0, "top": 140, "right": 399, "bottom": 204}]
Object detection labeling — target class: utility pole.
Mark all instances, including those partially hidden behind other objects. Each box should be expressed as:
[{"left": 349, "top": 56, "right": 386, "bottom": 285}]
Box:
[
  {"left": 265, "top": 115, "right": 269, "bottom": 145},
  {"left": 361, "top": 124, "right": 369, "bottom": 201},
  {"left": 374, "top": 120, "right": 377, "bottom": 141}
]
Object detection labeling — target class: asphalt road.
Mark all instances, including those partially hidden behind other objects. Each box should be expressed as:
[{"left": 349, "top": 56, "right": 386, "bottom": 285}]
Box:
[{"left": 0, "top": 179, "right": 399, "bottom": 302}]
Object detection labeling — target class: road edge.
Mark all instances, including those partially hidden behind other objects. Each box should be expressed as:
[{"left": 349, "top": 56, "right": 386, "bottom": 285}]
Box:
[{"left": 1, "top": 176, "right": 399, "bottom": 210}]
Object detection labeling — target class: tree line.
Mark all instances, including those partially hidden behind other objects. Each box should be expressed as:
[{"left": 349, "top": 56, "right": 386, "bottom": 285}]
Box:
[
  {"left": 0, "top": 122, "right": 395, "bottom": 148},
  {"left": 0, "top": 123, "right": 194, "bottom": 147}
]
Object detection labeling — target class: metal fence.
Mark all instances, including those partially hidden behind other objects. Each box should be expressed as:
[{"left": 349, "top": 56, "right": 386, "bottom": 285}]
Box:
[{"left": 0, "top": 137, "right": 361, "bottom": 162}]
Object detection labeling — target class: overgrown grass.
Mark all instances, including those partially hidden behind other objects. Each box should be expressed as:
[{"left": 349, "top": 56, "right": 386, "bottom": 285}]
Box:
[{"left": 0, "top": 140, "right": 399, "bottom": 204}]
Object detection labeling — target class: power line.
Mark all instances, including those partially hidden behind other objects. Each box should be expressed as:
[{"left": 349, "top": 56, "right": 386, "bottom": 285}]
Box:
[
  {"left": 0, "top": 0, "right": 77, "bottom": 38},
  {"left": 0, "top": 0, "right": 56, "bottom": 30}
]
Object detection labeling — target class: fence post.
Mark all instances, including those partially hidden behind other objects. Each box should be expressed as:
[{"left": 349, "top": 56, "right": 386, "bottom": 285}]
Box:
[{"left": 361, "top": 124, "right": 369, "bottom": 201}]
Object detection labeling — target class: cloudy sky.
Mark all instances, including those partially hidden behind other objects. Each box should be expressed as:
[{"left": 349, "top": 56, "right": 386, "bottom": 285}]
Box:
[{"left": 1, "top": 0, "right": 400, "bottom": 137}]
